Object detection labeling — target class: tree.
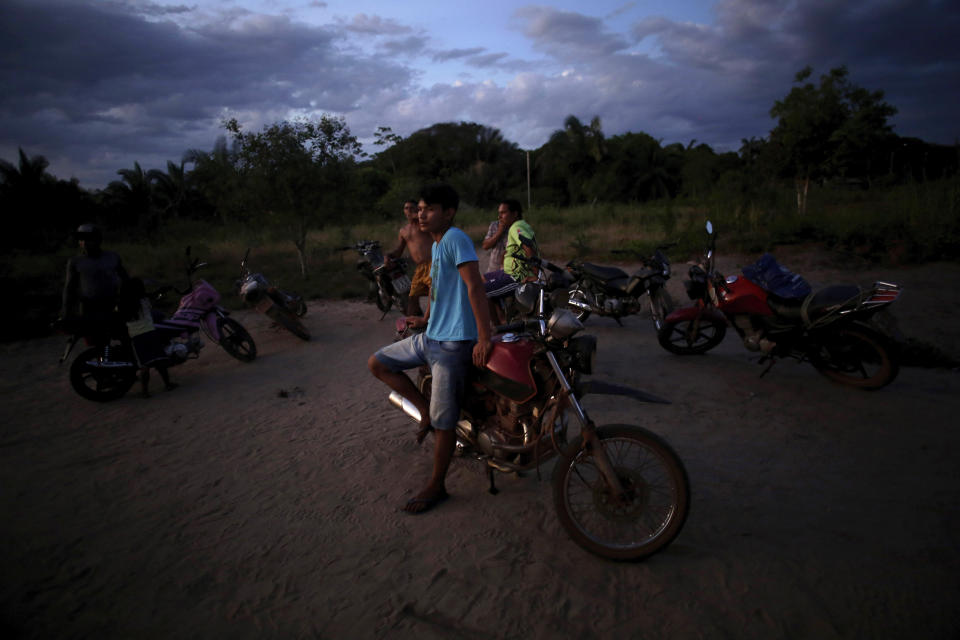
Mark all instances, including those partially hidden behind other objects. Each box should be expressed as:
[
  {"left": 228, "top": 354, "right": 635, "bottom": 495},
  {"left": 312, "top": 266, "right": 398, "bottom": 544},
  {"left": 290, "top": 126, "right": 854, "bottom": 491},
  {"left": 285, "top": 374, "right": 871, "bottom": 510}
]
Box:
[
  {"left": 225, "top": 115, "right": 362, "bottom": 277},
  {"left": 769, "top": 66, "right": 897, "bottom": 214},
  {"left": 0, "top": 148, "right": 89, "bottom": 251}
]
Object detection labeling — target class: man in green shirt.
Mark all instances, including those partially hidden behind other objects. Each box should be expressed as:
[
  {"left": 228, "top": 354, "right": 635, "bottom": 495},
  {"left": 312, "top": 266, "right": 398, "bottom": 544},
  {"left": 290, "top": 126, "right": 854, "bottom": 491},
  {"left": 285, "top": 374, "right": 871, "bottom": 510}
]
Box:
[{"left": 482, "top": 199, "right": 540, "bottom": 323}]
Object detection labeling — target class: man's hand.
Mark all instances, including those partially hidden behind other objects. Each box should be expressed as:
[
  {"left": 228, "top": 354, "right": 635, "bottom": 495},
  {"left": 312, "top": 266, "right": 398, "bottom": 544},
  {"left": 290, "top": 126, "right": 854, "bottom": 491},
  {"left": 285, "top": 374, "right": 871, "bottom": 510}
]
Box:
[
  {"left": 472, "top": 339, "right": 493, "bottom": 368},
  {"left": 406, "top": 316, "right": 428, "bottom": 330}
]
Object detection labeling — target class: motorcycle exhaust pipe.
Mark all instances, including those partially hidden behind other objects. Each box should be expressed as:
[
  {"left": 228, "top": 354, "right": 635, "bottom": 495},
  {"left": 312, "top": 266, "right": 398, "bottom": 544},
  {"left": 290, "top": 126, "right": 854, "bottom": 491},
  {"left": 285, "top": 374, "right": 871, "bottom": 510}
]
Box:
[
  {"left": 389, "top": 392, "right": 477, "bottom": 446},
  {"left": 389, "top": 391, "right": 421, "bottom": 423},
  {"left": 566, "top": 298, "right": 592, "bottom": 311}
]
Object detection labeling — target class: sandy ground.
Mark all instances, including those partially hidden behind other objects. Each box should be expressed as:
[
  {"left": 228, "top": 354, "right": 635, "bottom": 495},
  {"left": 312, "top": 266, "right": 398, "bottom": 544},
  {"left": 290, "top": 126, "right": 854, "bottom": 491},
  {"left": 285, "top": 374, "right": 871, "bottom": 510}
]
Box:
[{"left": 2, "top": 253, "right": 959, "bottom": 639}]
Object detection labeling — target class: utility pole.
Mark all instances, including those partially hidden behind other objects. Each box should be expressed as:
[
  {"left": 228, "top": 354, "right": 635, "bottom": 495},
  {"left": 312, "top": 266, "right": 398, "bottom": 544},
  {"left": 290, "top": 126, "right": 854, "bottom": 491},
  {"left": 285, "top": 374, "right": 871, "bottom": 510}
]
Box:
[{"left": 526, "top": 150, "right": 531, "bottom": 210}]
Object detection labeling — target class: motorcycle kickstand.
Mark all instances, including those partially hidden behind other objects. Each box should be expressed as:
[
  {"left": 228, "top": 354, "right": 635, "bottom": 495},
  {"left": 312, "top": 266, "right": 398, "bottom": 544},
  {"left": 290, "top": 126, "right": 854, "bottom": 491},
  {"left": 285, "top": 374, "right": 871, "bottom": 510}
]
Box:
[
  {"left": 614, "top": 317, "right": 623, "bottom": 326},
  {"left": 757, "top": 355, "right": 776, "bottom": 378},
  {"left": 486, "top": 465, "right": 500, "bottom": 495}
]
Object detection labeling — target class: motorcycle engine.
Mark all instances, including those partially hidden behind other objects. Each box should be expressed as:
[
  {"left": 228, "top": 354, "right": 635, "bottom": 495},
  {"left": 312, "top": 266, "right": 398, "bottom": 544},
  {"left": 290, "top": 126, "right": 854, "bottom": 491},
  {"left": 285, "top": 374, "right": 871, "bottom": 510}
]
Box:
[
  {"left": 733, "top": 315, "right": 775, "bottom": 353},
  {"left": 473, "top": 395, "right": 536, "bottom": 456},
  {"left": 602, "top": 298, "right": 622, "bottom": 314}
]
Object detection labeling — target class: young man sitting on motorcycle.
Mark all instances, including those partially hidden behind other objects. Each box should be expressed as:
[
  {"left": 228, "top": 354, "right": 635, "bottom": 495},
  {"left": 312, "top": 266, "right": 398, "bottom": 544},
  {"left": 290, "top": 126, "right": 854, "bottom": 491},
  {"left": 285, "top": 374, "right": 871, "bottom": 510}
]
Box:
[
  {"left": 482, "top": 199, "right": 540, "bottom": 324},
  {"left": 368, "top": 183, "right": 493, "bottom": 514}
]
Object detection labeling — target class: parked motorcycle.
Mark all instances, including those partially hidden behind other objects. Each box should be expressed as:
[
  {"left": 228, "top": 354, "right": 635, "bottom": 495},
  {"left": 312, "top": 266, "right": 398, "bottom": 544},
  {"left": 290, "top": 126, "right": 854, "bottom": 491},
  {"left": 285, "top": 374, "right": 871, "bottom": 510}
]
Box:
[
  {"left": 659, "top": 221, "right": 902, "bottom": 389},
  {"left": 564, "top": 245, "right": 675, "bottom": 331},
  {"left": 61, "top": 248, "right": 257, "bottom": 402},
  {"left": 388, "top": 281, "right": 690, "bottom": 560},
  {"left": 236, "top": 249, "right": 310, "bottom": 341},
  {"left": 340, "top": 240, "right": 411, "bottom": 318}
]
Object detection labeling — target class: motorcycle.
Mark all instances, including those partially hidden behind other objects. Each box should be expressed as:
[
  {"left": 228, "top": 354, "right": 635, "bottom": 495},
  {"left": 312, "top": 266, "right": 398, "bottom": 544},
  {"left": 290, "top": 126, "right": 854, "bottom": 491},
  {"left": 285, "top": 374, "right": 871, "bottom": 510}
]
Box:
[
  {"left": 61, "top": 248, "right": 257, "bottom": 402},
  {"left": 564, "top": 245, "right": 675, "bottom": 331},
  {"left": 658, "top": 221, "right": 902, "bottom": 389},
  {"left": 340, "top": 240, "right": 411, "bottom": 318},
  {"left": 236, "top": 248, "right": 310, "bottom": 341},
  {"left": 388, "top": 280, "right": 690, "bottom": 561}
]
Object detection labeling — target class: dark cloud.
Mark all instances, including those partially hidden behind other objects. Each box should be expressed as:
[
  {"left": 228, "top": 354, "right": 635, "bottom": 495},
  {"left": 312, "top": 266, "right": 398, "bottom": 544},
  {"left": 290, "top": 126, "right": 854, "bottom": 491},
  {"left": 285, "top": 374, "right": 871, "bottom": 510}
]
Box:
[
  {"left": 1, "top": 0, "right": 957, "bottom": 189},
  {"left": 0, "top": 0, "right": 413, "bottom": 185}
]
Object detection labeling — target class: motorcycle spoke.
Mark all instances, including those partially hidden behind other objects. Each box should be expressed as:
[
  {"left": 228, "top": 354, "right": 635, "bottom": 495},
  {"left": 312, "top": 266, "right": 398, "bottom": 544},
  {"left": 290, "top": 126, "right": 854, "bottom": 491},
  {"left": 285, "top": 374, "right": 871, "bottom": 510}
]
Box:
[{"left": 563, "top": 438, "right": 680, "bottom": 547}]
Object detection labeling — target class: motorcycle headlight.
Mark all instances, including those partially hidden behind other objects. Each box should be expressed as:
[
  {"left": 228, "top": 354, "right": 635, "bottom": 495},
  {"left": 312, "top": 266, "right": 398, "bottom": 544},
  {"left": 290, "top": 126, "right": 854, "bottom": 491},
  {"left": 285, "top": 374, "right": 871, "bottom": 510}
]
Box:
[
  {"left": 547, "top": 308, "right": 583, "bottom": 340},
  {"left": 567, "top": 334, "right": 597, "bottom": 374}
]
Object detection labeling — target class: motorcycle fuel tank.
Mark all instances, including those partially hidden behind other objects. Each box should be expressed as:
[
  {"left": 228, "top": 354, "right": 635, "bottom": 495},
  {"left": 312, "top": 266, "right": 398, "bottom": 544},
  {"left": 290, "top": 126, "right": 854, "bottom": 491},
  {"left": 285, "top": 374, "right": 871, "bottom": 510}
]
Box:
[
  {"left": 477, "top": 335, "right": 537, "bottom": 403},
  {"left": 718, "top": 275, "right": 773, "bottom": 315}
]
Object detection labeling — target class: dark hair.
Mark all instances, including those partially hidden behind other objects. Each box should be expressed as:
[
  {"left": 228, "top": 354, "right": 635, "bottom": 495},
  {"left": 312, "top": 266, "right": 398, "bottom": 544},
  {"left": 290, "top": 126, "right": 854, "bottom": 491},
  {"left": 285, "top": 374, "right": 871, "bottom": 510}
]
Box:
[
  {"left": 501, "top": 198, "right": 523, "bottom": 219},
  {"left": 419, "top": 183, "right": 459, "bottom": 212},
  {"left": 403, "top": 199, "right": 418, "bottom": 207}
]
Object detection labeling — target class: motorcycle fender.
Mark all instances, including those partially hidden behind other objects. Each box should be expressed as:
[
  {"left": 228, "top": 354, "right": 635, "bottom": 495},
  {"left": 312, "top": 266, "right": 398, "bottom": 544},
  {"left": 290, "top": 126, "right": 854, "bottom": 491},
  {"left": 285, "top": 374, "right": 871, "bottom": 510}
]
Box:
[{"left": 665, "top": 304, "right": 725, "bottom": 324}]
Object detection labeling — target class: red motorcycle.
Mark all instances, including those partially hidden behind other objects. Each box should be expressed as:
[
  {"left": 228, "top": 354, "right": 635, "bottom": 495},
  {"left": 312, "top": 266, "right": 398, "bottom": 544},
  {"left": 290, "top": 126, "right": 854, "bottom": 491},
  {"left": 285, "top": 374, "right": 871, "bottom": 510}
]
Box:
[
  {"left": 389, "top": 281, "right": 690, "bottom": 560},
  {"left": 658, "top": 222, "right": 902, "bottom": 390}
]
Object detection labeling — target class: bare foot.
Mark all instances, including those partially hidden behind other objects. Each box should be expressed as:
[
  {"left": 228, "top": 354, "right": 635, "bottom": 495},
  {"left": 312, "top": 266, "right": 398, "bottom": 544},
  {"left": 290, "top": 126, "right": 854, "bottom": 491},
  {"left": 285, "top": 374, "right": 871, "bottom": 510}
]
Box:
[{"left": 402, "top": 487, "right": 449, "bottom": 514}]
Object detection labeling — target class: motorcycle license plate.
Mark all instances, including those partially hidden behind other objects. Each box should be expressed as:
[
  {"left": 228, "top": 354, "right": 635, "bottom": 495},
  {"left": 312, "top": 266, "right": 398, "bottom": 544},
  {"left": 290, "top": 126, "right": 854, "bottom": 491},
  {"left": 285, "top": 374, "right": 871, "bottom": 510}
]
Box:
[{"left": 392, "top": 274, "right": 411, "bottom": 293}]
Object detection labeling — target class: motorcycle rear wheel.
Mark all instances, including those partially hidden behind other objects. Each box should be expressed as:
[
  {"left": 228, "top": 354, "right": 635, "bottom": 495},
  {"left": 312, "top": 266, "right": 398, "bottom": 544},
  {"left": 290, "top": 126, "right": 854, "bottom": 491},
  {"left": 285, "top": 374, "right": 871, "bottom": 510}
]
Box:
[
  {"left": 658, "top": 315, "right": 726, "bottom": 354},
  {"left": 69, "top": 345, "right": 138, "bottom": 402},
  {"left": 552, "top": 425, "right": 690, "bottom": 561},
  {"left": 267, "top": 305, "right": 310, "bottom": 341},
  {"left": 217, "top": 316, "right": 257, "bottom": 362},
  {"left": 808, "top": 324, "right": 898, "bottom": 390}
]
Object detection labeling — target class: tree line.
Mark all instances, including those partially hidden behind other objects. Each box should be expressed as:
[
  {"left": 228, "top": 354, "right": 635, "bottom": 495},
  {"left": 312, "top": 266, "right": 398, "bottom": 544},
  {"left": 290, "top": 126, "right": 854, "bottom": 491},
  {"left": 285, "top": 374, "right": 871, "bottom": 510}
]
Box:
[{"left": 2, "top": 66, "right": 957, "bottom": 263}]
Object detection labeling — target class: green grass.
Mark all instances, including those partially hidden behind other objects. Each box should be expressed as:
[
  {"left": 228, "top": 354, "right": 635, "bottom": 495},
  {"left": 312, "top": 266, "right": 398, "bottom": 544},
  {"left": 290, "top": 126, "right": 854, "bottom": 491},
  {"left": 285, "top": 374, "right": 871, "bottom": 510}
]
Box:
[{"left": 6, "top": 176, "right": 959, "bottom": 341}]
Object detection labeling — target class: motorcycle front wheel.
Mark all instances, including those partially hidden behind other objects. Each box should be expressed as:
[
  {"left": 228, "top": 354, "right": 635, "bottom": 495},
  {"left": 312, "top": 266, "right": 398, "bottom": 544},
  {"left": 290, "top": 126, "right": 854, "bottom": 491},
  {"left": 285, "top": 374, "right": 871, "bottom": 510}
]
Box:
[
  {"left": 808, "top": 324, "right": 899, "bottom": 390},
  {"left": 375, "top": 279, "right": 393, "bottom": 313},
  {"left": 658, "top": 315, "right": 726, "bottom": 354},
  {"left": 648, "top": 287, "right": 674, "bottom": 333},
  {"left": 216, "top": 316, "right": 257, "bottom": 362},
  {"left": 69, "top": 345, "right": 138, "bottom": 402},
  {"left": 552, "top": 425, "right": 690, "bottom": 561},
  {"left": 267, "top": 305, "right": 310, "bottom": 341}
]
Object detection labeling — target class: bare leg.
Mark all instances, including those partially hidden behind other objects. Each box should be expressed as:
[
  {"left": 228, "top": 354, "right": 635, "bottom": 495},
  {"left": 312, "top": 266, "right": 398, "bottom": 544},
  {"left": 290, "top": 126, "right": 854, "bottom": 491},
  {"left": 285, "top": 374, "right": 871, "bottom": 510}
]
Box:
[
  {"left": 368, "top": 354, "right": 431, "bottom": 440},
  {"left": 139, "top": 367, "right": 151, "bottom": 398},
  {"left": 156, "top": 366, "right": 178, "bottom": 391},
  {"left": 403, "top": 428, "right": 456, "bottom": 513}
]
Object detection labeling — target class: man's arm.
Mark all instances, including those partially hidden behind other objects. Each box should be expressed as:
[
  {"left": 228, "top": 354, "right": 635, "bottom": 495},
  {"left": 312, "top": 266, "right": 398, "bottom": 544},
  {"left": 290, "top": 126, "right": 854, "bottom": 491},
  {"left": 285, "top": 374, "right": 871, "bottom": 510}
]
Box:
[
  {"left": 459, "top": 261, "right": 493, "bottom": 367},
  {"left": 61, "top": 258, "right": 77, "bottom": 318},
  {"left": 480, "top": 221, "right": 505, "bottom": 251},
  {"left": 386, "top": 227, "right": 407, "bottom": 261}
]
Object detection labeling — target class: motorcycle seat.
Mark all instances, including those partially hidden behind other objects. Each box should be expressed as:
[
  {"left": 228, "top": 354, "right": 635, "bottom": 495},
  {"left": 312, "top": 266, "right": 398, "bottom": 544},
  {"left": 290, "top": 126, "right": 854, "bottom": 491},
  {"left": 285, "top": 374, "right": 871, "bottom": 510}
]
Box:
[
  {"left": 801, "top": 284, "right": 863, "bottom": 325},
  {"left": 581, "top": 263, "right": 629, "bottom": 283}
]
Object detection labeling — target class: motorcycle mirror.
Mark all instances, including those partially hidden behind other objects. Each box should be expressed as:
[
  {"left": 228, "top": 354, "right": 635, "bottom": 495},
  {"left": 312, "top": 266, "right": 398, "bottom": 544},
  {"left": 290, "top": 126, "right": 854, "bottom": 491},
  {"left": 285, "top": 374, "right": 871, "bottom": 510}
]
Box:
[
  {"left": 705, "top": 221, "right": 713, "bottom": 235},
  {"left": 519, "top": 234, "right": 536, "bottom": 249}
]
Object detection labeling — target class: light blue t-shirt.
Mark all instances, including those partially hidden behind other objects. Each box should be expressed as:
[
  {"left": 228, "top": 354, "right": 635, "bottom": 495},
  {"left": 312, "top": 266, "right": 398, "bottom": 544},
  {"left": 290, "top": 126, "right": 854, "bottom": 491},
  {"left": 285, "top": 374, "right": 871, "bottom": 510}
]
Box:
[{"left": 426, "top": 227, "right": 479, "bottom": 341}]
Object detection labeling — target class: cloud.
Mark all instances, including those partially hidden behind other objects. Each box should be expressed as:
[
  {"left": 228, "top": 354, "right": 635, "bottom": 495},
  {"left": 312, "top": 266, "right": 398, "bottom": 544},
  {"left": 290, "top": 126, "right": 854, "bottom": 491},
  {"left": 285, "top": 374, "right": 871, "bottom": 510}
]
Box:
[
  {"left": 1, "top": 0, "right": 957, "bottom": 189},
  {"left": 0, "top": 0, "right": 414, "bottom": 185},
  {"left": 341, "top": 13, "right": 412, "bottom": 35}
]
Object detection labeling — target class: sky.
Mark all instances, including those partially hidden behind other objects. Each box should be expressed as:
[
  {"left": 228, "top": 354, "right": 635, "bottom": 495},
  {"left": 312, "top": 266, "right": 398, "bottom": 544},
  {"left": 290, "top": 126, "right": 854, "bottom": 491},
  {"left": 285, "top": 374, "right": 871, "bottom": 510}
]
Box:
[{"left": 1, "top": 0, "right": 958, "bottom": 189}]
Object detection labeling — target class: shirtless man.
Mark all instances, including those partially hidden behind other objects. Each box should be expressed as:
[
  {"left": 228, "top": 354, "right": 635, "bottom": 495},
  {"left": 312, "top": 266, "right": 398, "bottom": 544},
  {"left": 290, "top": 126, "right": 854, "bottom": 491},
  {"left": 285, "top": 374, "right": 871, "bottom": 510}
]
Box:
[{"left": 386, "top": 199, "right": 433, "bottom": 316}]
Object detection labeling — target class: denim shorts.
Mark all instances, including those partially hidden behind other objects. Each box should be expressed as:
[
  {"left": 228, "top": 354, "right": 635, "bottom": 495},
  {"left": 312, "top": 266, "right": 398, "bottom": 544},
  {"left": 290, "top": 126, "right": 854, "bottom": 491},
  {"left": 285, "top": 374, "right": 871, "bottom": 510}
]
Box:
[{"left": 374, "top": 332, "right": 474, "bottom": 431}]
